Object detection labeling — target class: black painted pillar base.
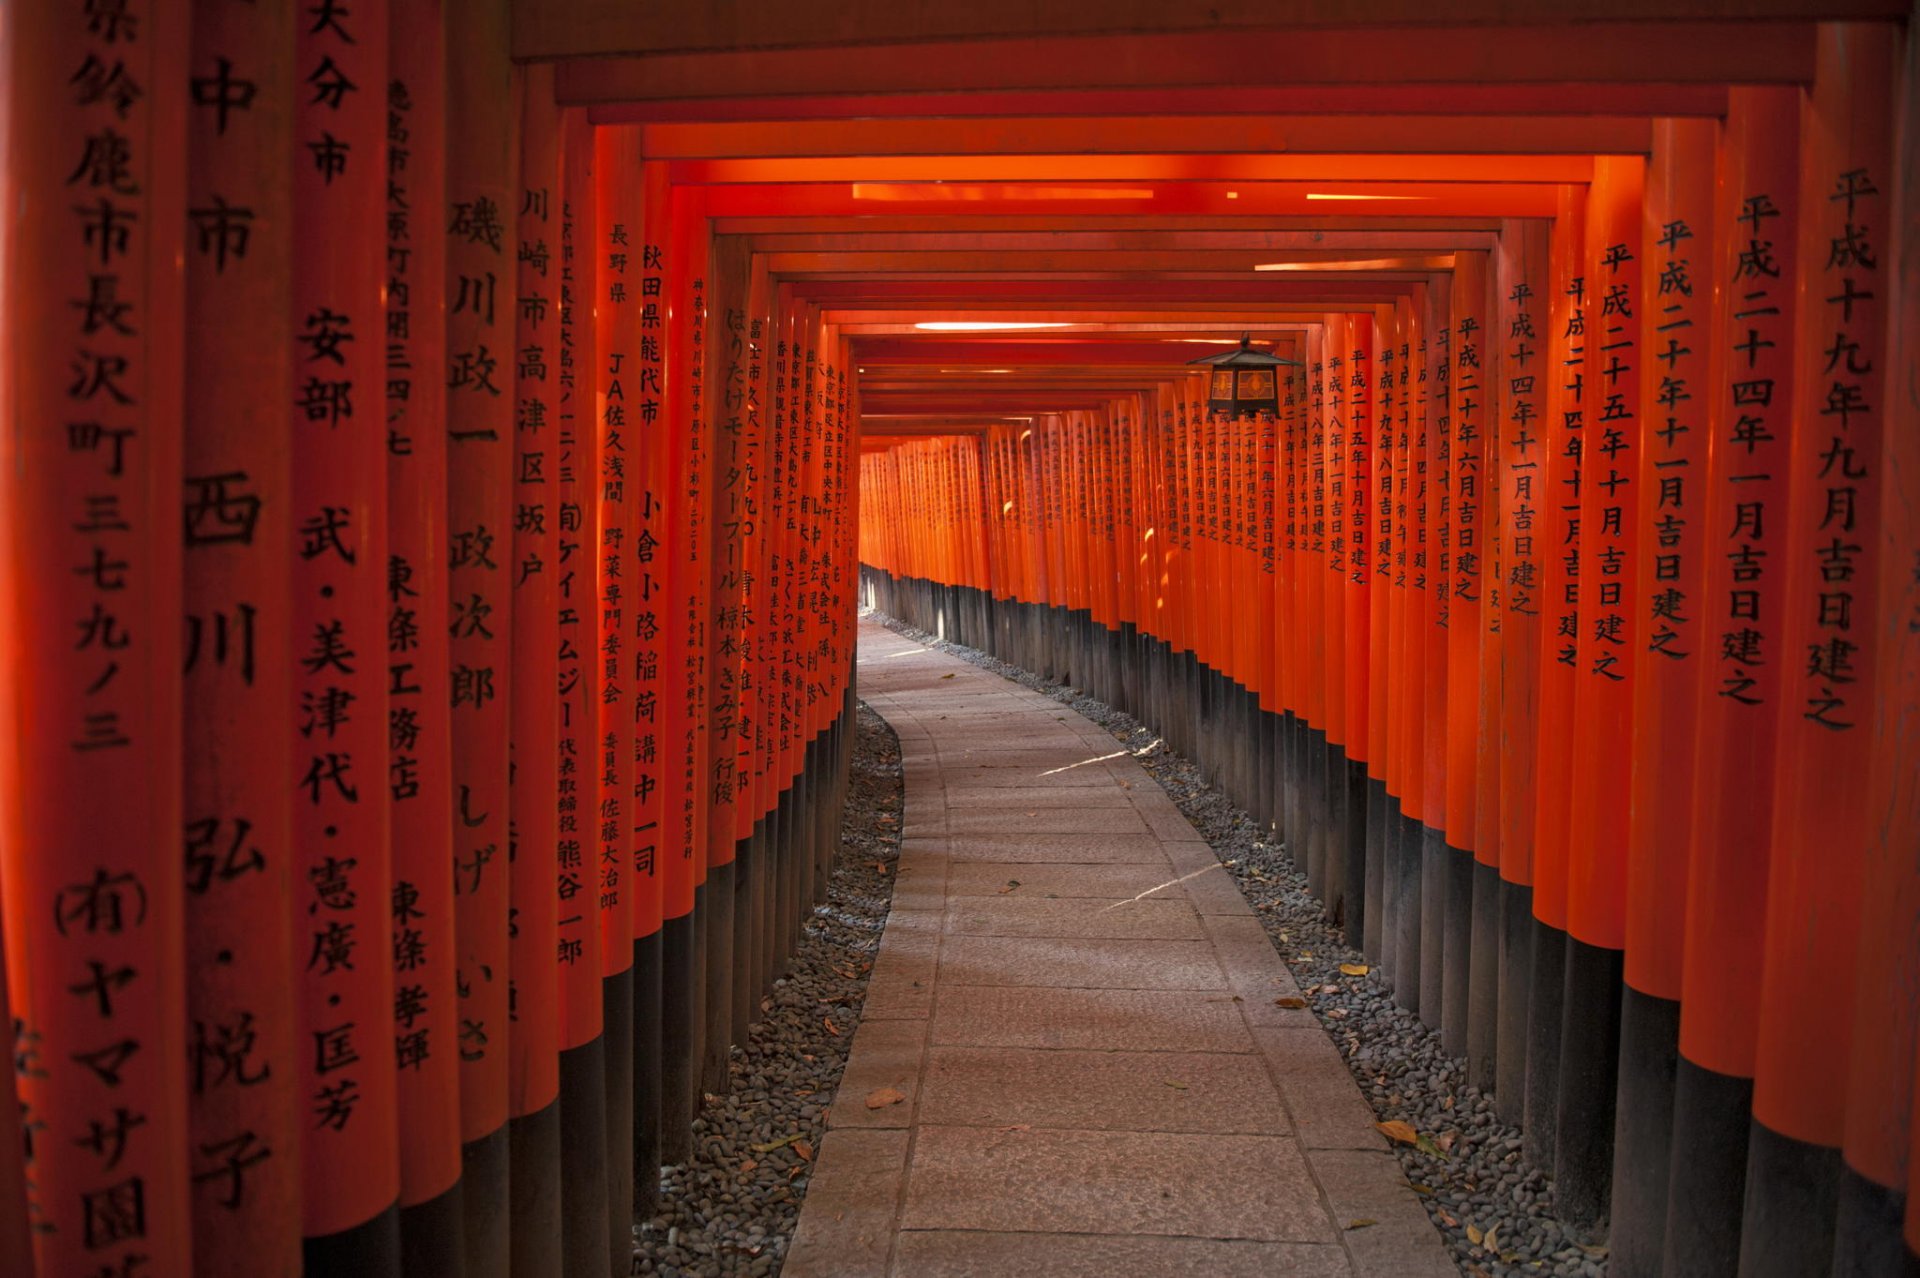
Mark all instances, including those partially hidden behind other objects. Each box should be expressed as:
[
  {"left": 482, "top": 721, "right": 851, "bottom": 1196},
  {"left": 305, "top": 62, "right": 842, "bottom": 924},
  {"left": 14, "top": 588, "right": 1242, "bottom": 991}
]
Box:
[
  {"left": 1419, "top": 826, "right": 1447, "bottom": 1032},
  {"left": 1833, "top": 1164, "right": 1920, "bottom": 1278},
  {"left": 459, "top": 1125, "right": 510, "bottom": 1278},
  {"left": 1554, "top": 937, "right": 1624, "bottom": 1230},
  {"left": 1341, "top": 757, "right": 1368, "bottom": 949},
  {"left": 1442, "top": 847, "right": 1474, "bottom": 1060},
  {"left": 1466, "top": 859, "right": 1500, "bottom": 1093},
  {"left": 703, "top": 861, "right": 736, "bottom": 1098},
  {"left": 1662, "top": 1056, "right": 1751, "bottom": 1278},
  {"left": 304, "top": 1203, "right": 402, "bottom": 1278},
  {"left": 1523, "top": 919, "right": 1567, "bottom": 1170},
  {"left": 688, "top": 884, "right": 710, "bottom": 1127},
  {"left": 1609, "top": 986, "right": 1679, "bottom": 1277},
  {"left": 1390, "top": 809, "right": 1422, "bottom": 1015},
  {"left": 399, "top": 1178, "right": 464, "bottom": 1278},
  {"left": 604, "top": 962, "right": 638, "bottom": 1274},
  {"left": 630, "top": 934, "right": 662, "bottom": 1223},
  {"left": 508, "top": 1099, "right": 562, "bottom": 1278},
  {"left": 1494, "top": 880, "right": 1532, "bottom": 1127},
  {"left": 659, "top": 913, "right": 698, "bottom": 1165},
  {"left": 1738, "top": 1119, "right": 1841, "bottom": 1278},
  {"left": 732, "top": 833, "right": 757, "bottom": 1044},
  {"left": 557, "top": 1037, "right": 610, "bottom": 1278},
  {"left": 1363, "top": 777, "right": 1388, "bottom": 965}
]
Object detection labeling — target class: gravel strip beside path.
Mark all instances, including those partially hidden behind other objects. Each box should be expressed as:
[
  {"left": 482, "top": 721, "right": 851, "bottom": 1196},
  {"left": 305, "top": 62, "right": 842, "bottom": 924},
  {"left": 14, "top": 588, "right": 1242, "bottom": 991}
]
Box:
[
  {"left": 631, "top": 702, "right": 904, "bottom": 1278},
  {"left": 871, "top": 611, "right": 1611, "bottom": 1278}
]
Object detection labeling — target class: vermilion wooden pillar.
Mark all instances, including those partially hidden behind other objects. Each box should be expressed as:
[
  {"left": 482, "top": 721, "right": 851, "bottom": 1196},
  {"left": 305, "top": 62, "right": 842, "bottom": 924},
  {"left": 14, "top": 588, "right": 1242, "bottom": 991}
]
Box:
[
  {"left": 1493, "top": 219, "right": 1549, "bottom": 1128},
  {"left": 386, "top": 4, "right": 465, "bottom": 1273},
  {"left": 1446, "top": 253, "right": 1492, "bottom": 1085},
  {"left": 1608, "top": 115, "right": 1716, "bottom": 1278},
  {"left": 1557, "top": 153, "right": 1645, "bottom": 1230},
  {"left": 509, "top": 59, "right": 564, "bottom": 1278},
  {"left": 1859, "top": 24, "right": 1920, "bottom": 1275},
  {"left": 556, "top": 104, "right": 613, "bottom": 1278},
  {"left": 1748, "top": 24, "right": 1898, "bottom": 1275},
  {"left": 1, "top": 4, "right": 191, "bottom": 1275},
  {"left": 1662, "top": 87, "right": 1799, "bottom": 1278},
  {"left": 1419, "top": 280, "right": 1451, "bottom": 1039},
  {"left": 1525, "top": 185, "right": 1587, "bottom": 1172},
  {"left": 593, "top": 125, "right": 643, "bottom": 1259},
  {"left": 291, "top": 0, "right": 402, "bottom": 1269},
  {"left": 445, "top": 1, "right": 515, "bottom": 1268},
  {"left": 183, "top": 2, "right": 299, "bottom": 1273}
]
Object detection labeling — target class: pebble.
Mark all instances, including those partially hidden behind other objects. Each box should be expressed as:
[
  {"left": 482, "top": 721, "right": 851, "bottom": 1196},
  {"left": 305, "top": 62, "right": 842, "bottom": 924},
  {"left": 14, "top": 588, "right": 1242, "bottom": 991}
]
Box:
[
  {"left": 873, "top": 611, "right": 1607, "bottom": 1278},
  {"left": 628, "top": 702, "right": 903, "bottom": 1276}
]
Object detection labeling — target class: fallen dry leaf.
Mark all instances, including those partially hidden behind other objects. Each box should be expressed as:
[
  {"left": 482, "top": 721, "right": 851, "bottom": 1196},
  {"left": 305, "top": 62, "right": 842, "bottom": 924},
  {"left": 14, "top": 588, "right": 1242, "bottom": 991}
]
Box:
[
  {"left": 1375, "top": 1120, "right": 1419, "bottom": 1146},
  {"left": 1415, "top": 1132, "right": 1448, "bottom": 1160},
  {"left": 1274, "top": 996, "right": 1308, "bottom": 1009},
  {"left": 1408, "top": 1182, "right": 1434, "bottom": 1195},
  {"left": 1467, "top": 1224, "right": 1484, "bottom": 1245},
  {"left": 997, "top": 879, "right": 1022, "bottom": 894},
  {"left": 1326, "top": 1007, "right": 1349, "bottom": 1019},
  {"left": 865, "top": 1086, "right": 907, "bottom": 1110},
  {"left": 1438, "top": 1210, "right": 1459, "bottom": 1229},
  {"left": 750, "top": 1133, "right": 803, "bottom": 1154},
  {"left": 1483, "top": 1224, "right": 1500, "bottom": 1252},
  {"left": 793, "top": 1140, "right": 814, "bottom": 1162},
  {"left": 873, "top": 863, "right": 890, "bottom": 875},
  {"left": 739, "top": 1159, "right": 758, "bottom": 1174},
  {"left": 1163, "top": 1079, "right": 1188, "bottom": 1090},
  {"left": 1435, "top": 1130, "right": 1458, "bottom": 1153},
  {"left": 823, "top": 1017, "right": 841, "bottom": 1037},
  {"left": 1346, "top": 1219, "right": 1378, "bottom": 1231},
  {"left": 1339, "top": 963, "right": 1371, "bottom": 977},
  {"left": 940, "top": 673, "right": 956, "bottom": 680},
  {"left": 998, "top": 1124, "right": 1032, "bottom": 1133}
]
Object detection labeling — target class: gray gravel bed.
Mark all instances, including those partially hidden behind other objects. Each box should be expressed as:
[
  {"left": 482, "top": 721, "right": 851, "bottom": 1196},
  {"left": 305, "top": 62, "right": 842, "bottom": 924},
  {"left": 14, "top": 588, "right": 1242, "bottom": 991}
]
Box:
[
  {"left": 630, "top": 701, "right": 904, "bottom": 1277},
  {"left": 871, "top": 610, "right": 1610, "bottom": 1278}
]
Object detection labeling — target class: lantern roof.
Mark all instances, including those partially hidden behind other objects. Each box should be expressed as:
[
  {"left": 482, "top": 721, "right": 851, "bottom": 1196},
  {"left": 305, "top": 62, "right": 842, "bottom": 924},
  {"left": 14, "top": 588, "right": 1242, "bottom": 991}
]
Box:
[{"left": 1186, "top": 334, "right": 1302, "bottom": 369}]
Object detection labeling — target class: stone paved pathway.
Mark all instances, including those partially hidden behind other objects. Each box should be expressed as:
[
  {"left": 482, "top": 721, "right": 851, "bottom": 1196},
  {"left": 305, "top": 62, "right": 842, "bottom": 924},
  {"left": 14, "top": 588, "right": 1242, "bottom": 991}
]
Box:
[{"left": 785, "top": 621, "right": 1454, "bottom": 1277}]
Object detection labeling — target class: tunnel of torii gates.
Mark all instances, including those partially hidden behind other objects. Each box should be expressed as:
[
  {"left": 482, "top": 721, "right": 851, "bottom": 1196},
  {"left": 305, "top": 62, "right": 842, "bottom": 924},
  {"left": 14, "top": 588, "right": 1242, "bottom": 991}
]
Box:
[{"left": 0, "top": 2, "right": 1918, "bottom": 1278}]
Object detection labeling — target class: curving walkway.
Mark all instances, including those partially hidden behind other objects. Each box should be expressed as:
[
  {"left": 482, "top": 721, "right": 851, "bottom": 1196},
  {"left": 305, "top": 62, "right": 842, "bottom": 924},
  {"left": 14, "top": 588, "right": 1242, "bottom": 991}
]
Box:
[{"left": 785, "top": 620, "right": 1454, "bottom": 1277}]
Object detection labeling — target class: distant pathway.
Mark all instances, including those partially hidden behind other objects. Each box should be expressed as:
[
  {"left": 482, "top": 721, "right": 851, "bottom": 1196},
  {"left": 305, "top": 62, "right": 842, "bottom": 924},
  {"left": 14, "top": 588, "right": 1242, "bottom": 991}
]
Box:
[{"left": 786, "top": 620, "right": 1454, "bottom": 1277}]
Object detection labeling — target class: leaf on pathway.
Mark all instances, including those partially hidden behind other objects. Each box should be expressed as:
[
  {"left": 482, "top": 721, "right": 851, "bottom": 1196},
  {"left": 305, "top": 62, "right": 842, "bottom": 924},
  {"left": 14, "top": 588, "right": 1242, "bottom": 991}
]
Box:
[
  {"left": 865, "top": 1086, "right": 907, "bottom": 1110},
  {"left": 824, "top": 1017, "right": 841, "bottom": 1037},
  {"left": 940, "top": 673, "right": 956, "bottom": 679},
  {"left": 1326, "top": 1007, "right": 1349, "bottom": 1019},
  {"left": 793, "top": 1140, "right": 814, "bottom": 1162},
  {"left": 739, "top": 1159, "right": 758, "bottom": 1174},
  {"left": 1482, "top": 1224, "right": 1500, "bottom": 1252},
  {"left": 1408, "top": 1182, "right": 1434, "bottom": 1195},
  {"left": 873, "top": 862, "right": 890, "bottom": 875},
  {"left": 1467, "top": 1224, "right": 1484, "bottom": 1245},
  {"left": 1163, "top": 1079, "right": 1188, "bottom": 1090},
  {"left": 1274, "top": 996, "right": 1308, "bottom": 1009},
  {"left": 1438, "top": 1210, "right": 1459, "bottom": 1228},
  {"left": 1339, "top": 963, "right": 1370, "bottom": 977},
  {"left": 1415, "top": 1132, "right": 1449, "bottom": 1160},
  {"left": 750, "top": 1133, "right": 803, "bottom": 1154},
  {"left": 1374, "top": 1120, "right": 1419, "bottom": 1146},
  {"left": 997, "top": 880, "right": 1021, "bottom": 894},
  {"left": 998, "top": 1124, "right": 1032, "bottom": 1133},
  {"left": 1345, "top": 1219, "right": 1377, "bottom": 1231},
  {"left": 1579, "top": 1244, "right": 1610, "bottom": 1259}
]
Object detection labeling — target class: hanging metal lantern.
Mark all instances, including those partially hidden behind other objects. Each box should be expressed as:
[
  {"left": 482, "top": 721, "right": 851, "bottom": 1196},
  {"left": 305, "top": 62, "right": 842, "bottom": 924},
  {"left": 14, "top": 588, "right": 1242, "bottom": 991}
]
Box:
[{"left": 1188, "top": 333, "right": 1299, "bottom": 419}]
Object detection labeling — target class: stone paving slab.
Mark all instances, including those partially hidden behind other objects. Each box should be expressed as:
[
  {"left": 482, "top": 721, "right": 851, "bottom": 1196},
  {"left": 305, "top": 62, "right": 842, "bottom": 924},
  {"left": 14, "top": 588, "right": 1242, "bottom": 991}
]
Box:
[{"left": 786, "top": 620, "right": 1455, "bottom": 1278}]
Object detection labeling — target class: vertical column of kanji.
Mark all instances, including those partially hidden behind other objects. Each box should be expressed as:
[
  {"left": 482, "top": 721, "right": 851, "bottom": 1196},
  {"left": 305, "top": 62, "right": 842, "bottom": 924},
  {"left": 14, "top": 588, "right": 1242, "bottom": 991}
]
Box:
[
  {"left": 1446, "top": 254, "right": 1492, "bottom": 1086},
  {"left": 699, "top": 235, "right": 748, "bottom": 1099},
  {"left": 290, "top": 0, "right": 402, "bottom": 1268},
  {"left": 181, "top": 1, "right": 298, "bottom": 1270},
  {"left": 1556, "top": 155, "right": 1645, "bottom": 1230},
  {"left": 1748, "top": 24, "right": 1899, "bottom": 1272},
  {"left": 443, "top": 0, "right": 514, "bottom": 1263},
  {"left": 1605, "top": 117, "right": 1716, "bottom": 1277},
  {"left": 1420, "top": 283, "right": 1453, "bottom": 1039},
  {"left": 551, "top": 106, "right": 612, "bottom": 1278},
  {"left": 1298, "top": 327, "right": 1327, "bottom": 896},
  {"left": 1343, "top": 314, "right": 1373, "bottom": 948},
  {"left": 507, "top": 60, "right": 562, "bottom": 1278},
  {"left": 1258, "top": 390, "right": 1280, "bottom": 824},
  {"left": 1493, "top": 219, "right": 1549, "bottom": 1128},
  {"left": 384, "top": 6, "right": 464, "bottom": 1269},
  {"left": 1524, "top": 187, "right": 1586, "bottom": 1170},
  {"left": 0, "top": 3, "right": 188, "bottom": 1274},
  {"left": 741, "top": 267, "right": 776, "bottom": 1013},
  {"left": 591, "top": 126, "right": 642, "bottom": 1249}
]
